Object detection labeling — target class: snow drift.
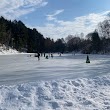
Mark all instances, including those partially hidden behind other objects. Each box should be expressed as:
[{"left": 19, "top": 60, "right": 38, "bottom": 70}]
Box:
[
  {"left": 0, "top": 45, "right": 19, "bottom": 55},
  {"left": 0, "top": 74, "right": 110, "bottom": 110}
]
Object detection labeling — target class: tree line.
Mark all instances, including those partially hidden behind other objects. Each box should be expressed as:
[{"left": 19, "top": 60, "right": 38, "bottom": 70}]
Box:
[{"left": 0, "top": 16, "right": 110, "bottom": 54}]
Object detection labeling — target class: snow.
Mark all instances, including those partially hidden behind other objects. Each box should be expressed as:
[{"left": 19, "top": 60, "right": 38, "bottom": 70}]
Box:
[
  {"left": 0, "top": 46, "right": 19, "bottom": 55},
  {"left": 0, "top": 53, "right": 110, "bottom": 109},
  {"left": 0, "top": 75, "right": 110, "bottom": 110}
]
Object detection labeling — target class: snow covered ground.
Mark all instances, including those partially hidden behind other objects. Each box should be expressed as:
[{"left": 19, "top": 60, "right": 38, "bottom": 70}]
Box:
[
  {"left": 0, "top": 54, "right": 110, "bottom": 109},
  {"left": 0, "top": 75, "right": 110, "bottom": 110},
  {"left": 0, "top": 46, "right": 19, "bottom": 55}
]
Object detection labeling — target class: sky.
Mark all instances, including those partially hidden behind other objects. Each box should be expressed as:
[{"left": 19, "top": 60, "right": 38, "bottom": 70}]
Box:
[{"left": 0, "top": 0, "right": 110, "bottom": 40}]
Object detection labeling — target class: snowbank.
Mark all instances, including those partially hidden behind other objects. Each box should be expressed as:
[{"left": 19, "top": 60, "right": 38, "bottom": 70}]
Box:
[
  {"left": 0, "top": 75, "right": 110, "bottom": 110},
  {"left": 0, "top": 46, "right": 19, "bottom": 55}
]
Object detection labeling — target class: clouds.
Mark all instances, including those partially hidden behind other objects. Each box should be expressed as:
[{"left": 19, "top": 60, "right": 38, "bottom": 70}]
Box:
[
  {"left": 0, "top": 0, "right": 48, "bottom": 20},
  {"left": 37, "top": 10, "right": 110, "bottom": 40},
  {"left": 0, "top": 1, "right": 109, "bottom": 40},
  {"left": 46, "top": 9, "right": 64, "bottom": 21}
]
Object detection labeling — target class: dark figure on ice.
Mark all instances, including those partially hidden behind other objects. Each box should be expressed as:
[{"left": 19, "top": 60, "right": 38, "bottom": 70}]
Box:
[
  {"left": 44, "top": 53, "right": 45, "bottom": 57},
  {"left": 37, "top": 52, "right": 40, "bottom": 60},
  {"left": 46, "top": 55, "right": 48, "bottom": 59},
  {"left": 51, "top": 53, "right": 53, "bottom": 58},
  {"left": 86, "top": 55, "right": 90, "bottom": 63}
]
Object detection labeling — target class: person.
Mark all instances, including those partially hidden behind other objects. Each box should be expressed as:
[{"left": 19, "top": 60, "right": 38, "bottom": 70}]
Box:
[
  {"left": 45, "top": 55, "right": 48, "bottom": 59},
  {"left": 44, "top": 53, "right": 45, "bottom": 57},
  {"left": 51, "top": 53, "right": 53, "bottom": 58},
  {"left": 86, "top": 55, "right": 90, "bottom": 63},
  {"left": 37, "top": 52, "right": 40, "bottom": 60}
]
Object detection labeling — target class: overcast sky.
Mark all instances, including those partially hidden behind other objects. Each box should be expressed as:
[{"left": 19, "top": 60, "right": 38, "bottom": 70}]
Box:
[{"left": 0, "top": 0, "right": 110, "bottom": 39}]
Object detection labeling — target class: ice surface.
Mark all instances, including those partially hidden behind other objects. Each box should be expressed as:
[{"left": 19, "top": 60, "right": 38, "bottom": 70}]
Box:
[
  {"left": 0, "top": 53, "right": 110, "bottom": 109},
  {"left": 0, "top": 54, "right": 110, "bottom": 85}
]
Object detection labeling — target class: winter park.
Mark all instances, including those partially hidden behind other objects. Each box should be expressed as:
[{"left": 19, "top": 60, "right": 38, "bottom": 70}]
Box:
[{"left": 1, "top": 0, "right": 110, "bottom": 110}]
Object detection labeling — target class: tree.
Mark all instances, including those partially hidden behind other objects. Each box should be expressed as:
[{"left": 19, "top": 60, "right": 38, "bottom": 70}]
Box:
[
  {"left": 85, "top": 30, "right": 101, "bottom": 53},
  {"left": 98, "top": 20, "right": 110, "bottom": 38},
  {"left": 54, "top": 38, "right": 66, "bottom": 53},
  {"left": 0, "top": 17, "right": 46, "bottom": 53},
  {"left": 66, "top": 35, "right": 81, "bottom": 52},
  {"left": 91, "top": 31, "right": 101, "bottom": 53}
]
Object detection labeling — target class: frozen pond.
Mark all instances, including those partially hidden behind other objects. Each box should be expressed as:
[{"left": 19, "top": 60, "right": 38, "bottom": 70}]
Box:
[{"left": 0, "top": 53, "right": 110, "bottom": 85}]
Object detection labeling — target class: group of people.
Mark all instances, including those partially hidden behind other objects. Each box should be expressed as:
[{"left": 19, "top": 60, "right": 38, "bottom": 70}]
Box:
[
  {"left": 30, "top": 52, "right": 90, "bottom": 63},
  {"left": 34, "top": 52, "right": 53, "bottom": 60}
]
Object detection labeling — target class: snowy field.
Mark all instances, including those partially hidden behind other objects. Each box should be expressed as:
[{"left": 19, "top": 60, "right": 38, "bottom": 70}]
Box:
[{"left": 0, "top": 54, "right": 110, "bottom": 109}]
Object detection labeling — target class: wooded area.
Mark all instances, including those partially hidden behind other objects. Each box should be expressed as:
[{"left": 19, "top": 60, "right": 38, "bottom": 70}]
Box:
[{"left": 0, "top": 16, "right": 110, "bottom": 54}]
